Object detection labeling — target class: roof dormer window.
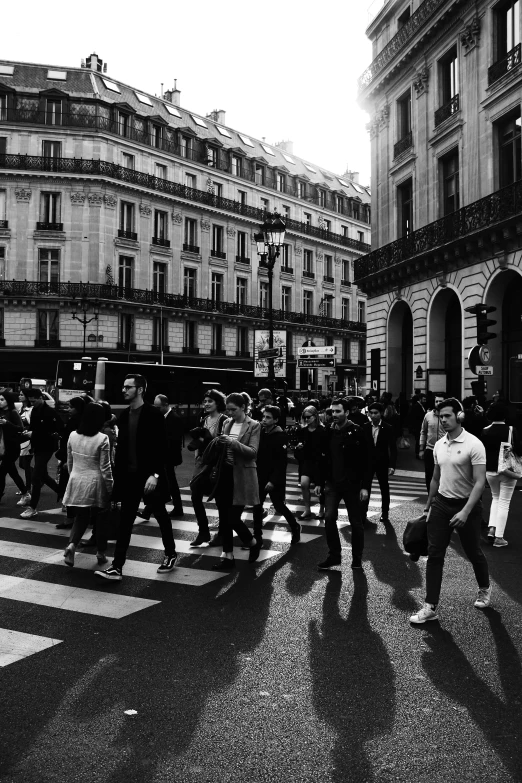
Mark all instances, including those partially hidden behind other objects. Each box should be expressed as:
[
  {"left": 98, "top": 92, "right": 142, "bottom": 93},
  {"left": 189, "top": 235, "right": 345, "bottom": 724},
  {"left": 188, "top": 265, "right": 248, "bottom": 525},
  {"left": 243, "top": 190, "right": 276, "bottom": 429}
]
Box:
[{"left": 47, "top": 70, "right": 67, "bottom": 81}]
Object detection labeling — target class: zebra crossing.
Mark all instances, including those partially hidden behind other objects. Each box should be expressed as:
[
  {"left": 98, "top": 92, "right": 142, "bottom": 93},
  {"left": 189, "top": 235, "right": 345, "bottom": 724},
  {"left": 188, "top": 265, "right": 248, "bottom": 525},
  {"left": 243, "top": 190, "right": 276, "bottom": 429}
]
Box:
[{"left": 0, "top": 471, "right": 425, "bottom": 667}]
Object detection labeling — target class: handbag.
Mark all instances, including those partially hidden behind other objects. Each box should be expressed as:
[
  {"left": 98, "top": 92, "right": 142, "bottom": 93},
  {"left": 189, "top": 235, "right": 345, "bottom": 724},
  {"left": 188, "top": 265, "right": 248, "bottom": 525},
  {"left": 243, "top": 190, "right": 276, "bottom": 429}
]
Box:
[
  {"left": 403, "top": 513, "right": 428, "bottom": 561},
  {"left": 498, "top": 426, "right": 522, "bottom": 479}
]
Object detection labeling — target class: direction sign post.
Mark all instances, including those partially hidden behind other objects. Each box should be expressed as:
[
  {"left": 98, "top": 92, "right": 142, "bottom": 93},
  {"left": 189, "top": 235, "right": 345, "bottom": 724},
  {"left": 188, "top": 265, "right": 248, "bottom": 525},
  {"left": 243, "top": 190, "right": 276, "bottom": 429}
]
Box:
[
  {"left": 258, "top": 347, "right": 282, "bottom": 360},
  {"left": 298, "top": 346, "right": 336, "bottom": 357},
  {"left": 297, "top": 358, "right": 336, "bottom": 369}
]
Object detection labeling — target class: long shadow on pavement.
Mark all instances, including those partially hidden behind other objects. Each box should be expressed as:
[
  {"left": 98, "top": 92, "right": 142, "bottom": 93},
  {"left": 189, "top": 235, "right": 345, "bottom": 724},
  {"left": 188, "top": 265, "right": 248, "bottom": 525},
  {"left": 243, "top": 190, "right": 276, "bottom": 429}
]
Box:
[{"left": 363, "top": 520, "right": 422, "bottom": 611}]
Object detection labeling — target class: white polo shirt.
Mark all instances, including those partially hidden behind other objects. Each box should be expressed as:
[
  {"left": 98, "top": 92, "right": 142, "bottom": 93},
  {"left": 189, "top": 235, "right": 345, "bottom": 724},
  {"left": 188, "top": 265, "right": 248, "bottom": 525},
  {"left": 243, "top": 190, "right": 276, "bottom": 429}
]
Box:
[{"left": 433, "top": 428, "right": 486, "bottom": 500}]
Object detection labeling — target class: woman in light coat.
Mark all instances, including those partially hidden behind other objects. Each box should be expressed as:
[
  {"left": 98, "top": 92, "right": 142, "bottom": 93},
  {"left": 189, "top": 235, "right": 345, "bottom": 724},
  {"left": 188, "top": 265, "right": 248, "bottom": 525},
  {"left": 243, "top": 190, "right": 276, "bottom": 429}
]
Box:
[
  {"left": 63, "top": 403, "right": 113, "bottom": 567},
  {"left": 211, "top": 392, "right": 262, "bottom": 570}
]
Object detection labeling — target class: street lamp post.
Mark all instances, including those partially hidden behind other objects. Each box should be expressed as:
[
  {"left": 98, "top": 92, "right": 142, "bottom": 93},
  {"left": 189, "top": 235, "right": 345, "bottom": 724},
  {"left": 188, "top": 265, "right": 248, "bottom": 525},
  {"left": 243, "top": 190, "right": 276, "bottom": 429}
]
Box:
[
  {"left": 71, "top": 296, "right": 100, "bottom": 355},
  {"left": 254, "top": 211, "right": 286, "bottom": 385}
]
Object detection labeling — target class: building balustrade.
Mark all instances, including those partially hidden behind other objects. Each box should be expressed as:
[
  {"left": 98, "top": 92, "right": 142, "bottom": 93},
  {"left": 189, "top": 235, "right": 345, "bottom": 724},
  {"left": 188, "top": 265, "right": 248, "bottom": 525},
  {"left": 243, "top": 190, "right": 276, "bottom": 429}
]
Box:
[
  {"left": 434, "top": 94, "right": 460, "bottom": 127},
  {"left": 393, "top": 132, "right": 413, "bottom": 159},
  {"left": 210, "top": 249, "right": 226, "bottom": 259},
  {"left": 354, "top": 180, "right": 522, "bottom": 285},
  {"left": 36, "top": 221, "right": 63, "bottom": 231},
  {"left": 0, "top": 280, "right": 367, "bottom": 334},
  {"left": 0, "top": 153, "right": 371, "bottom": 252},
  {"left": 152, "top": 236, "right": 170, "bottom": 247},
  {"left": 488, "top": 43, "right": 521, "bottom": 85},
  {"left": 235, "top": 255, "right": 250, "bottom": 264},
  {"left": 118, "top": 228, "right": 137, "bottom": 241},
  {"left": 302, "top": 270, "right": 315, "bottom": 279},
  {"left": 182, "top": 243, "right": 199, "bottom": 253}
]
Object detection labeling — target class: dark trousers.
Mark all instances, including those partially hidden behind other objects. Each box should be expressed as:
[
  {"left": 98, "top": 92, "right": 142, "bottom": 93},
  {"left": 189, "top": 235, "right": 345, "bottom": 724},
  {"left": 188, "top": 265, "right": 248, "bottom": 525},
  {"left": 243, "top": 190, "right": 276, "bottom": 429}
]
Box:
[
  {"left": 324, "top": 480, "right": 364, "bottom": 560},
  {"left": 214, "top": 464, "right": 253, "bottom": 554},
  {"left": 426, "top": 493, "right": 489, "bottom": 606},
  {"left": 424, "top": 449, "right": 435, "bottom": 493},
  {"left": 252, "top": 480, "right": 298, "bottom": 539},
  {"left": 144, "top": 462, "right": 183, "bottom": 515},
  {"left": 30, "top": 452, "right": 59, "bottom": 508},
  {"left": 361, "top": 462, "right": 390, "bottom": 520},
  {"left": 112, "top": 473, "right": 176, "bottom": 569},
  {"left": 0, "top": 454, "right": 27, "bottom": 498},
  {"left": 69, "top": 506, "right": 107, "bottom": 553}
]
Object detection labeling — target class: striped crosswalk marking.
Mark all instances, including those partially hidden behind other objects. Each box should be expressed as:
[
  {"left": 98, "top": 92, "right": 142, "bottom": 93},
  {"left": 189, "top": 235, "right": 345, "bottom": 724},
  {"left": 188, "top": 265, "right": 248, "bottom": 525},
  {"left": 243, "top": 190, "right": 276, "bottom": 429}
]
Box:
[{"left": 0, "top": 628, "right": 62, "bottom": 667}]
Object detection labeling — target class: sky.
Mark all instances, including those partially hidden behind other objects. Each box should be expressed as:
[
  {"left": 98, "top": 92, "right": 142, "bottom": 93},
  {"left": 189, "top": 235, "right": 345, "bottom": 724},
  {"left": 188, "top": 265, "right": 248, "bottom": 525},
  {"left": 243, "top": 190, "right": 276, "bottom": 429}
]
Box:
[{"left": 2, "top": 0, "right": 374, "bottom": 184}]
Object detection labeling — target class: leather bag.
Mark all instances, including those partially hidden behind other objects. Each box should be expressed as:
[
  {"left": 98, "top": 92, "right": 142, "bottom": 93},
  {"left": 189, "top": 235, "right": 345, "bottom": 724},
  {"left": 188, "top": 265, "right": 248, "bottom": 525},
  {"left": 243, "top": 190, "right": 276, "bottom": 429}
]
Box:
[{"left": 498, "top": 426, "right": 522, "bottom": 480}]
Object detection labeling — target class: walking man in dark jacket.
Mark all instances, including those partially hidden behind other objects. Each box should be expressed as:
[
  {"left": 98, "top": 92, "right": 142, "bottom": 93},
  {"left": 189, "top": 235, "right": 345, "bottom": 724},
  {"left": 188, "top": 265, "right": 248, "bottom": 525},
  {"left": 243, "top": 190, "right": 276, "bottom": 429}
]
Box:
[
  {"left": 315, "top": 398, "right": 372, "bottom": 570},
  {"left": 95, "top": 374, "right": 177, "bottom": 581},
  {"left": 252, "top": 405, "right": 301, "bottom": 549},
  {"left": 20, "top": 389, "right": 64, "bottom": 519},
  {"left": 361, "top": 402, "right": 397, "bottom": 524}
]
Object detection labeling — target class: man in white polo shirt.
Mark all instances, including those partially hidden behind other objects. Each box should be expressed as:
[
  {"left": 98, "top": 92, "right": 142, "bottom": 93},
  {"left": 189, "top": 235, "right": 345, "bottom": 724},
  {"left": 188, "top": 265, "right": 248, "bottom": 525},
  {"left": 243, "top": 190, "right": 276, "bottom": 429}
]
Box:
[{"left": 410, "top": 397, "right": 491, "bottom": 624}]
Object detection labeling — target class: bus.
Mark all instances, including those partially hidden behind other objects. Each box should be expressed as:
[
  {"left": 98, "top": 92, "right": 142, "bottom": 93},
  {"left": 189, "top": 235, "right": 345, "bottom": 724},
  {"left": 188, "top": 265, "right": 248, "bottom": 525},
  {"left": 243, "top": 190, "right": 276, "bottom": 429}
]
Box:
[{"left": 55, "top": 359, "right": 255, "bottom": 427}]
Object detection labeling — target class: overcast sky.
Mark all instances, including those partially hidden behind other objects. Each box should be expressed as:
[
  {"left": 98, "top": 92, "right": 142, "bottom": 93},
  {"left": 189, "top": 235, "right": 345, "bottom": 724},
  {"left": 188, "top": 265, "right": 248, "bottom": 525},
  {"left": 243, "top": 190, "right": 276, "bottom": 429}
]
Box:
[{"left": 2, "top": 0, "right": 374, "bottom": 183}]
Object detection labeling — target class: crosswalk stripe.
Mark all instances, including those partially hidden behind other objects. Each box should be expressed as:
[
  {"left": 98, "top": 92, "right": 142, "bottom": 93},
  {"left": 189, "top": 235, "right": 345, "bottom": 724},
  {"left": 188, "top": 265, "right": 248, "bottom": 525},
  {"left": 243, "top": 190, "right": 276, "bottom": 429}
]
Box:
[
  {"left": 0, "top": 628, "right": 62, "bottom": 667},
  {"left": 138, "top": 518, "right": 320, "bottom": 544},
  {"left": 0, "top": 541, "right": 228, "bottom": 586},
  {"left": 0, "top": 573, "right": 159, "bottom": 618}
]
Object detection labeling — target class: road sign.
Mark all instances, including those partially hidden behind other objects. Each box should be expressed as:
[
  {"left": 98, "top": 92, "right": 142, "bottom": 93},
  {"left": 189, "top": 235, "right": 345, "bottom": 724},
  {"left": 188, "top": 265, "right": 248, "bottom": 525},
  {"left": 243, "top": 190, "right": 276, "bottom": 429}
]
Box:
[
  {"left": 478, "top": 345, "right": 491, "bottom": 364},
  {"left": 298, "top": 346, "right": 336, "bottom": 356},
  {"left": 477, "top": 366, "right": 493, "bottom": 375},
  {"left": 297, "top": 358, "right": 336, "bottom": 368},
  {"left": 257, "top": 347, "right": 282, "bottom": 359}
]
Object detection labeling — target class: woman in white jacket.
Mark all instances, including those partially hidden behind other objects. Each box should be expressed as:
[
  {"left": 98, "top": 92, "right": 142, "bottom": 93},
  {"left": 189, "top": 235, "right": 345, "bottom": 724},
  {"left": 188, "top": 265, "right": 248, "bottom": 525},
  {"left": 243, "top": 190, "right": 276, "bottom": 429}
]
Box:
[{"left": 63, "top": 403, "right": 113, "bottom": 567}]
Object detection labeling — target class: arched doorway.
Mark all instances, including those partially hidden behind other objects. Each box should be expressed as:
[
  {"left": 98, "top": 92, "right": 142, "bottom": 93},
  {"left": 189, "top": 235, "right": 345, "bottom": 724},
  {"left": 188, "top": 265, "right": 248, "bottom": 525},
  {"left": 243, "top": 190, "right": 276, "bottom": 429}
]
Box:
[
  {"left": 485, "top": 270, "right": 522, "bottom": 402},
  {"left": 387, "top": 300, "right": 413, "bottom": 397},
  {"left": 428, "top": 288, "right": 462, "bottom": 397}
]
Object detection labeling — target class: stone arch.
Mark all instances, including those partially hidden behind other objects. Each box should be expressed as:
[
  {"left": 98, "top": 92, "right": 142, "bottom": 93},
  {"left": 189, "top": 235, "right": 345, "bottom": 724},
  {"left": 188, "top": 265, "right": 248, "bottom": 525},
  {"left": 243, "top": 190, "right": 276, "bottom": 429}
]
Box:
[
  {"left": 427, "top": 286, "right": 463, "bottom": 397},
  {"left": 387, "top": 299, "right": 413, "bottom": 398},
  {"left": 484, "top": 268, "right": 522, "bottom": 401}
]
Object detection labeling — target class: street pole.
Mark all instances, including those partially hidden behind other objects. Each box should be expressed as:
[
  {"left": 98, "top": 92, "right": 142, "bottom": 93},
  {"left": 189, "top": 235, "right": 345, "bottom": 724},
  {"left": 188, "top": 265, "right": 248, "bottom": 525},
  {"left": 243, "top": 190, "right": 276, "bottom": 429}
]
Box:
[
  {"left": 267, "top": 255, "right": 275, "bottom": 384},
  {"left": 255, "top": 212, "right": 286, "bottom": 392}
]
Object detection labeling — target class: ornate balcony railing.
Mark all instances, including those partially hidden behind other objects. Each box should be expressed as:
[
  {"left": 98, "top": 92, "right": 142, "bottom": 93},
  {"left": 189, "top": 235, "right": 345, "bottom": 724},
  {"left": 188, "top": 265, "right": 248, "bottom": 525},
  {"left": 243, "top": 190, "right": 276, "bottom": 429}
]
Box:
[
  {"left": 152, "top": 236, "right": 170, "bottom": 247},
  {"left": 210, "top": 249, "right": 226, "bottom": 259},
  {"left": 323, "top": 275, "right": 334, "bottom": 283},
  {"left": 235, "top": 256, "right": 250, "bottom": 264},
  {"left": 281, "top": 266, "right": 294, "bottom": 274},
  {"left": 358, "top": 0, "right": 450, "bottom": 91},
  {"left": 434, "top": 94, "right": 460, "bottom": 127},
  {"left": 302, "top": 270, "right": 315, "bottom": 279},
  {"left": 36, "top": 222, "right": 63, "bottom": 231},
  {"left": 354, "top": 179, "right": 522, "bottom": 283},
  {"left": 488, "top": 43, "right": 521, "bottom": 85},
  {"left": 393, "top": 132, "right": 413, "bottom": 159},
  {"left": 341, "top": 279, "right": 352, "bottom": 287},
  {"left": 0, "top": 280, "right": 367, "bottom": 334},
  {"left": 0, "top": 220, "right": 8, "bottom": 229},
  {"left": 118, "top": 229, "right": 137, "bottom": 241},
  {"left": 0, "top": 153, "right": 371, "bottom": 253},
  {"left": 182, "top": 243, "right": 199, "bottom": 253}
]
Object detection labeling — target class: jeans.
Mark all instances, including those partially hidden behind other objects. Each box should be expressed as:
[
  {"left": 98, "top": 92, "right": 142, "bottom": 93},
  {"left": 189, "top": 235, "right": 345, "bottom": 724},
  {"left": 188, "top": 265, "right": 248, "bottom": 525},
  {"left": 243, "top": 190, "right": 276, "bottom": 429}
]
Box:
[
  {"left": 252, "top": 480, "right": 298, "bottom": 539},
  {"left": 68, "top": 506, "right": 107, "bottom": 553},
  {"left": 324, "top": 480, "right": 364, "bottom": 560},
  {"left": 30, "top": 452, "right": 59, "bottom": 508},
  {"left": 486, "top": 471, "right": 517, "bottom": 538},
  {"left": 361, "top": 463, "right": 390, "bottom": 520},
  {"left": 424, "top": 449, "right": 435, "bottom": 493},
  {"left": 112, "top": 473, "right": 176, "bottom": 569},
  {"left": 425, "top": 493, "right": 489, "bottom": 606},
  {"left": 214, "top": 464, "right": 253, "bottom": 554},
  {"left": 0, "top": 454, "right": 27, "bottom": 498}
]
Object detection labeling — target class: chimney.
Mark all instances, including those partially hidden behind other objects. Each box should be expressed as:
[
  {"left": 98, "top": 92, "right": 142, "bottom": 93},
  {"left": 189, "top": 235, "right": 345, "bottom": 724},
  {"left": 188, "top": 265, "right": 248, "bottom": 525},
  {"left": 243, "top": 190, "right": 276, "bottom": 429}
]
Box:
[
  {"left": 85, "top": 53, "right": 104, "bottom": 73},
  {"left": 275, "top": 140, "right": 294, "bottom": 155},
  {"left": 344, "top": 168, "right": 360, "bottom": 184},
  {"left": 163, "top": 79, "right": 181, "bottom": 106},
  {"left": 206, "top": 109, "right": 226, "bottom": 125}
]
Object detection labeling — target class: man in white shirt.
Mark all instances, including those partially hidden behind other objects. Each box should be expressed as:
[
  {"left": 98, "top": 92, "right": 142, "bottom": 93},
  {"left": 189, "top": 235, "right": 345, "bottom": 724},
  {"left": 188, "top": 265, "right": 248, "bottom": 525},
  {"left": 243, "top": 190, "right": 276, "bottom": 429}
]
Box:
[{"left": 410, "top": 397, "right": 491, "bottom": 624}]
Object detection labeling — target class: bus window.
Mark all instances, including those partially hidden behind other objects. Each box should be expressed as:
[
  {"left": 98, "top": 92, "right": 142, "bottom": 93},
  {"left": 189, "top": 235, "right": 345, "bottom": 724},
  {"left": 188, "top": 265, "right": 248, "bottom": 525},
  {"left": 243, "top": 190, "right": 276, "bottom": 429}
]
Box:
[{"left": 56, "top": 360, "right": 97, "bottom": 403}]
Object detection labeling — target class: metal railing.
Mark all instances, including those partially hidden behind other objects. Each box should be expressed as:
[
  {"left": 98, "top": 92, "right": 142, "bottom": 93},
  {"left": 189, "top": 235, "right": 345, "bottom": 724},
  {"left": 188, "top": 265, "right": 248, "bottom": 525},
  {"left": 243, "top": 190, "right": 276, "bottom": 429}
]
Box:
[
  {"left": 0, "top": 220, "right": 8, "bottom": 229},
  {"left": 0, "top": 279, "right": 367, "bottom": 334},
  {"left": 235, "top": 256, "right": 250, "bottom": 264},
  {"left": 152, "top": 236, "right": 170, "bottom": 247},
  {"left": 0, "top": 153, "right": 371, "bottom": 252},
  {"left": 118, "top": 229, "right": 137, "bottom": 241},
  {"left": 182, "top": 243, "right": 199, "bottom": 253},
  {"left": 393, "top": 132, "right": 413, "bottom": 158},
  {"left": 488, "top": 43, "right": 521, "bottom": 85},
  {"left": 302, "top": 270, "right": 315, "bottom": 279},
  {"left": 354, "top": 179, "right": 522, "bottom": 283},
  {"left": 36, "top": 222, "right": 63, "bottom": 231},
  {"left": 210, "top": 249, "right": 226, "bottom": 259},
  {"left": 434, "top": 94, "right": 460, "bottom": 127}
]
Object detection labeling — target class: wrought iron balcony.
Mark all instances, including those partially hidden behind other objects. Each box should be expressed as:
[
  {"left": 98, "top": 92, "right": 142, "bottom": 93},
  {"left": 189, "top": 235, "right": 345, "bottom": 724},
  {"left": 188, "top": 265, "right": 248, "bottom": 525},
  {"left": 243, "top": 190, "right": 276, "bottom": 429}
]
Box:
[
  {"left": 323, "top": 275, "right": 334, "bottom": 283},
  {"left": 303, "top": 270, "right": 315, "bottom": 279},
  {"left": 235, "top": 255, "right": 250, "bottom": 264},
  {"left": 434, "top": 94, "right": 460, "bottom": 127},
  {"left": 152, "top": 236, "right": 170, "bottom": 248},
  {"left": 358, "top": 0, "right": 450, "bottom": 92},
  {"left": 488, "top": 44, "right": 521, "bottom": 85},
  {"left": 118, "top": 229, "right": 137, "bottom": 241},
  {"left": 354, "top": 179, "right": 522, "bottom": 286},
  {"left": 281, "top": 266, "right": 294, "bottom": 274},
  {"left": 210, "top": 249, "right": 226, "bottom": 260},
  {"left": 0, "top": 153, "right": 371, "bottom": 252},
  {"left": 393, "top": 132, "right": 413, "bottom": 159},
  {"left": 36, "top": 222, "right": 63, "bottom": 231},
  {"left": 0, "top": 220, "right": 8, "bottom": 229},
  {"left": 183, "top": 243, "right": 199, "bottom": 253},
  {"left": 341, "top": 279, "right": 352, "bottom": 287}
]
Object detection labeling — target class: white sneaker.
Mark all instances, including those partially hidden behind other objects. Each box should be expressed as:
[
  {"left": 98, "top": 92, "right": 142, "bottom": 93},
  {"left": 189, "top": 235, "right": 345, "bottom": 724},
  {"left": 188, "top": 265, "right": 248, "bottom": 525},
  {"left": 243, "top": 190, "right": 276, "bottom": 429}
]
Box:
[
  {"left": 64, "top": 544, "right": 75, "bottom": 567},
  {"left": 474, "top": 586, "right": 492, "bottom": 609},
  {"left": 20, "top": 507, "right": 37, "bottom": 519},
  {"left": 17, "top": 493, "right": 32, "bottom": 507},
  {"left": 493, "top": 537, "right": 508, "bottom": 548},
  {"left": 410, "top": 603, "right": 438, "bottom": 624}
]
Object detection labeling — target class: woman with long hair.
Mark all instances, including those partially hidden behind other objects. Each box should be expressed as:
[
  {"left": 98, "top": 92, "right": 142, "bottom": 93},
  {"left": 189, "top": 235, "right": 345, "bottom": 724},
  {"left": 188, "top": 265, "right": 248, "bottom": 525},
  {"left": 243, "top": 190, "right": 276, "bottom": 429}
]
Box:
[
  {"left": 211, "top": 392, "right": 261, "bottom": 569},
  {"left": 62, "top": 402, "right": 113, "bottom": 567},
  {"left": 0, "top": 391, "right": 28, "bottom": 502},
  {"left": 56, "top": 396, "right": 87, "bottom": 526},
  {"left": 17, "top": 389, "right": 34, "bottom": 496},
  {"left": 294, "top": 405, "right": 324, "bottom": 520}
]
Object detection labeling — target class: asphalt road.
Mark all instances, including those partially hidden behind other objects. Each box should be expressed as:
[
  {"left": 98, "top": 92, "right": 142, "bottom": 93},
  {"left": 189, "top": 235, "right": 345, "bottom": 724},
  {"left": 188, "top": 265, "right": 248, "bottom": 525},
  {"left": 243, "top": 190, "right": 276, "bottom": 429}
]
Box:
[{"left": 0, "top": 450, "right": 521, "bottom": 783}]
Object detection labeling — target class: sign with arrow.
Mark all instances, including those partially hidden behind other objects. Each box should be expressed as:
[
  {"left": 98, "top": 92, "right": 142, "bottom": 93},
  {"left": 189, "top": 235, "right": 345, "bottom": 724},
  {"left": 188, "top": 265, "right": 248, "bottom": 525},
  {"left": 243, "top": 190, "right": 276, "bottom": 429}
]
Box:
[{"left": 297, "top": 358, "right": 336, "bottom": 368}]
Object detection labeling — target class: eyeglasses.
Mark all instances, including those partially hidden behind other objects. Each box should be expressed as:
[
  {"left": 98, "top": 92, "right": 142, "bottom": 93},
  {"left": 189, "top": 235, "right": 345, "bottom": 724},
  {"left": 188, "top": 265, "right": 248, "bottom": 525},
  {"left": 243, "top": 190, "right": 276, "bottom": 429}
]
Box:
[
  {"left": 302, "top": 415, "right": 313, "bottom": 420},
  {"left": 122, "top": 385, "right": 136, "bottom": 391}
]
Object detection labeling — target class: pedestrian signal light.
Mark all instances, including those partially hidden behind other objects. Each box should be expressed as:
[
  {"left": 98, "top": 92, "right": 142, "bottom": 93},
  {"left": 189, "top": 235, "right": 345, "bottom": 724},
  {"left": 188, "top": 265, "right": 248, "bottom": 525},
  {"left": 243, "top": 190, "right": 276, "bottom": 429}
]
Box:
[{"left": 464, "top": 304, "right": 497, "bottom": 345}]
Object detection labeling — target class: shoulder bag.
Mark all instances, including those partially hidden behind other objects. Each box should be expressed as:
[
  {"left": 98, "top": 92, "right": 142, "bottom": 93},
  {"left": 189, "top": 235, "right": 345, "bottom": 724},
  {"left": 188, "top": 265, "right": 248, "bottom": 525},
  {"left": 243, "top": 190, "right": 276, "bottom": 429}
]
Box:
[{"left": 498, "top": 426, "right": 522, "bottom": 480}]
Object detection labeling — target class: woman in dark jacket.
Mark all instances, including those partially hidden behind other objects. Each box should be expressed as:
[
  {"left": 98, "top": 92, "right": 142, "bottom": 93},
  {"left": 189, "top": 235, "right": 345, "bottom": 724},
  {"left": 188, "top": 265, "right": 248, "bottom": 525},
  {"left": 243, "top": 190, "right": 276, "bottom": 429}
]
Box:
[
  {"left": 295, "top": 405, "right": 324, "bottom": 520},
  {"left": 0, "top": 390, "right": 28, "bottom": 502}
]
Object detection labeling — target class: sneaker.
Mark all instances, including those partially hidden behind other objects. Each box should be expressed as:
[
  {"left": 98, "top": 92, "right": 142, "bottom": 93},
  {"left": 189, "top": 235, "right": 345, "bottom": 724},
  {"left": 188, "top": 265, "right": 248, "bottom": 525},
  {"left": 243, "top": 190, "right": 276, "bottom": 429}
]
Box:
[
  {"left": 248, "top": 539, "right": 263, "bottom": 563},
  {"left": 157, "top": 554, "right": 177, "bottom": 573},
  {"left": 95, "top": 566, "right": 122, "bottom": 581},
  {"left": 318, "top": 555, "right": 342, "bottom": 570},
  {"left": 190, "top": 534, "right": 211, "bottom": 548},
  {"left": 17, "top": 493, "right": 32, "bottom": 507},
  {"left": 410, "top": 603, "right": 438, "bottom": 624},
  {"left": 20, "top": 507, "right": 37, "bottom": 519},
  {"left": 290, "top": 523, "right": 301, "bottom": 545},
  {"left": 64, "top": 544, "right": 75, "bottom": 567},
  {"left": 474, "top": 586, "right": 492, "bottom": 609},
  {"left": 493, "top": 537, "right": 508, "bottom": 548}
]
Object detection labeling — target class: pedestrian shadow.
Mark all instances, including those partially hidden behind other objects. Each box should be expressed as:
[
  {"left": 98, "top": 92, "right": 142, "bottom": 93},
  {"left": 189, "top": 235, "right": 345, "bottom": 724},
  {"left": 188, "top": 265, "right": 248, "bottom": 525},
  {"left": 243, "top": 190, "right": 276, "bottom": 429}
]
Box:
[
  {"left": 363, "top": 520, "right": 422, "bottom": 611},
  {"left": 421, "top": 611, "right": 522, "bottom": 778},
  {"left": 309, "top": 571, "right": 396, "bottom": 782}
]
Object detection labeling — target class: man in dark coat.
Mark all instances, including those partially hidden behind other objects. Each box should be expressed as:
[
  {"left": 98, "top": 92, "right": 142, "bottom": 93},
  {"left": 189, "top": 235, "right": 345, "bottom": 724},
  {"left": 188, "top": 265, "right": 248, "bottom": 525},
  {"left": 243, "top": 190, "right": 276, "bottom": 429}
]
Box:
[
  {"left": 251, "top": 405, "right": 300, "bottom": 548},
  {"left": 361, "top": 402, "right": 397, "bottom": 524},
  {"left": 95, "top": 373, "right": 177, "bottom": 581},
  {"left": 251, "top": 388, "right": 273, "bottom": 421}
]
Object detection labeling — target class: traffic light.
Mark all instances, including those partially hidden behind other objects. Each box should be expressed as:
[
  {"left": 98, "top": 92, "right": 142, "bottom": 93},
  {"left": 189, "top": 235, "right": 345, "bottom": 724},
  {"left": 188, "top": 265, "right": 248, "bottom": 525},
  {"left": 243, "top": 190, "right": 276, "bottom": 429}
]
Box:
[{"left": 465, "top": 304, "right": 497, "bottom": 345}]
